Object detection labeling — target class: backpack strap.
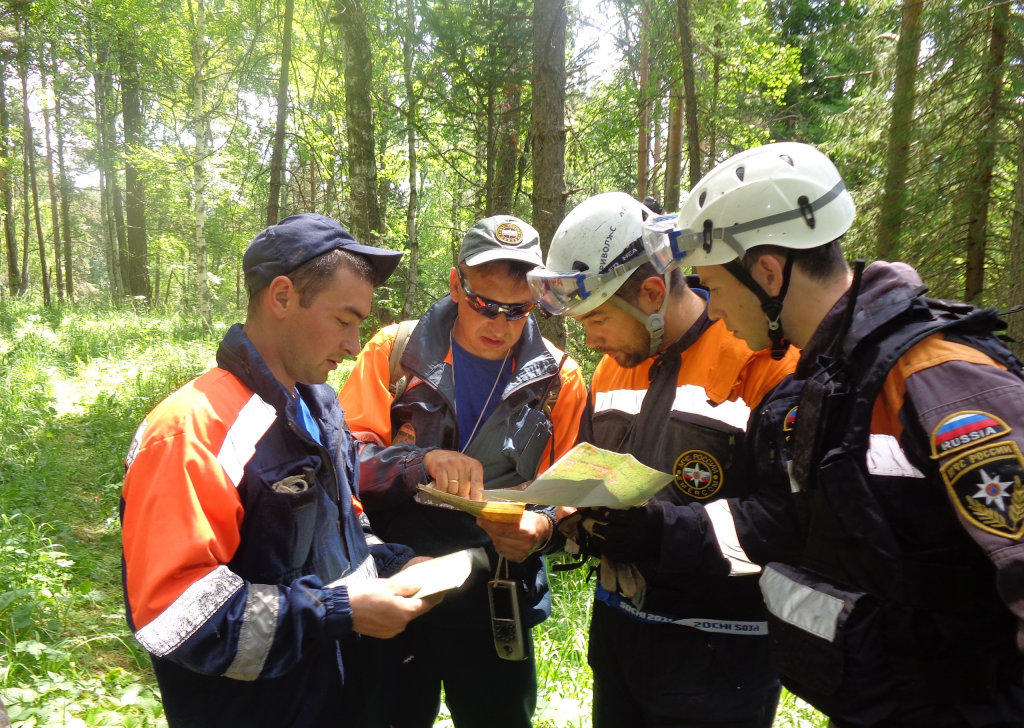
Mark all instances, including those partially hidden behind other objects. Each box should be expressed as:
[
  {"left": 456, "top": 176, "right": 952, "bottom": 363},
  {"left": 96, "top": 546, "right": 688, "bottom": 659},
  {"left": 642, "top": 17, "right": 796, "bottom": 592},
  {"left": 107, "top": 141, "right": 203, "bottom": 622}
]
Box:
[{"left": 388, "top": 320, "right": 418, "bottom": 399}]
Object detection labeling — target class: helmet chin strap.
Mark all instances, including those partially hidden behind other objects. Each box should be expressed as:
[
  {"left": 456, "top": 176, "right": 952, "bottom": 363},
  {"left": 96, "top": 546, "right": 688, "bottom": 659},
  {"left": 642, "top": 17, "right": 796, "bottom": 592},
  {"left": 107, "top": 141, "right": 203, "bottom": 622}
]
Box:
[
  {"left": 721, "top": 251, "right": 795, "bottom": 360},
  {"left": 609, "top": 272, "right": 672, "bottom": 357}
]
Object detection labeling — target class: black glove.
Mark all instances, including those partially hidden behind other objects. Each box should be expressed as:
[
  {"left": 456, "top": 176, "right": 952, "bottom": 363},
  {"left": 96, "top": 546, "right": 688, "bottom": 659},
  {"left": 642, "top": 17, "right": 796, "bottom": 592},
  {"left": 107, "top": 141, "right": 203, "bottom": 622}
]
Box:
[
  {"left": 558, "top": 510, "right": 604, "bottom": 559},
  {"left": 587, "top": 500, "right": 664, "bottom": 563}
]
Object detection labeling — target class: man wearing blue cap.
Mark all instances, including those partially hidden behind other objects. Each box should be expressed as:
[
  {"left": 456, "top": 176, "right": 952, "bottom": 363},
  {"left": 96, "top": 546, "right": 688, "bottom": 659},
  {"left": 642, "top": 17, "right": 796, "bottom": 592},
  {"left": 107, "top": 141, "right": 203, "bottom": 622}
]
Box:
[{"left": 119, "top": 213, "right": 435, "bottom": 727}]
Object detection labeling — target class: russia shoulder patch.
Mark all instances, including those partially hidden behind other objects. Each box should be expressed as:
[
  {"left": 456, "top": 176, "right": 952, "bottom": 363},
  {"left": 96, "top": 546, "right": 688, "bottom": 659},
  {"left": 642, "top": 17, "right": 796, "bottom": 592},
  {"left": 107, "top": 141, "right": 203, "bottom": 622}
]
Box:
[
  {"left": 783, "top": 406, "right": 798, "bottom": 432},
  {"left": 940, "top": 440, "right": 1024, "bottom": 540},
  {"left": 930, "top": 410, "right": 1011, "bottom": 459}
]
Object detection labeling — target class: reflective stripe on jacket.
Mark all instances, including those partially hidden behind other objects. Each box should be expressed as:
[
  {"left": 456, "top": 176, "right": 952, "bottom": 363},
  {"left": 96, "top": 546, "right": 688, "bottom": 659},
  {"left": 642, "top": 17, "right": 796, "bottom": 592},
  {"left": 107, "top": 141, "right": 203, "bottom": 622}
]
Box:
[{"left": 120, "top": 324, "right": 412, "bottom": 726}]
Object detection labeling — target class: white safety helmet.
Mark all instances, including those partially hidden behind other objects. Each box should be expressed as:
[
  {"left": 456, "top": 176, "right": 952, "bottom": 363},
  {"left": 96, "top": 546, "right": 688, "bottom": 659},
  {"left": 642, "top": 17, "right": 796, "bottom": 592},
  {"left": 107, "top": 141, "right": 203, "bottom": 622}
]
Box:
[
  {"left": 529, "top": 192, "right": 672, "bottom": 356},
  {"left": 641, "top": 142, "right": 855, "bottom": 359}
]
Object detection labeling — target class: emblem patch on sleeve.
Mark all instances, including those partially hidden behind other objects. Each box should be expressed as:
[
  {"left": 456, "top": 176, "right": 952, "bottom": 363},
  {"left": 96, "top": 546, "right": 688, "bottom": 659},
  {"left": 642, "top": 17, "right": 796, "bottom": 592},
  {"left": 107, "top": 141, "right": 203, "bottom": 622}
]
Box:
[
  {"left": 673, "top": 450, "right": 723, "bottom": 500},
  {"left": 783, "top": 406, "right": 798, "bottom": 432},
  {"left": 931, "top": 410, "right": 1011, "bottom": 459},
  {"left": 940, "top": 440, "right": 1024, "bottom": 539},
  {"left": 394, "top": 422, "right": 417, "bottom": 445}
]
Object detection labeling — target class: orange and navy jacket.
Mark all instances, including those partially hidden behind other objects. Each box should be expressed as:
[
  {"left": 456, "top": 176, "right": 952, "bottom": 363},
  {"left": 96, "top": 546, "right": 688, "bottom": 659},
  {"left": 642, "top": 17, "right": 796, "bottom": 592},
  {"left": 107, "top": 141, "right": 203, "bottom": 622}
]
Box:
[
  {"left": 120, "top": 324, "right": 413, "bottom": 725},
  {"left": 581, "top": 291, "right": 798, "bottom": 622},
  {"left": 339, "top": 296, "right": 586, "bottom": 626}
]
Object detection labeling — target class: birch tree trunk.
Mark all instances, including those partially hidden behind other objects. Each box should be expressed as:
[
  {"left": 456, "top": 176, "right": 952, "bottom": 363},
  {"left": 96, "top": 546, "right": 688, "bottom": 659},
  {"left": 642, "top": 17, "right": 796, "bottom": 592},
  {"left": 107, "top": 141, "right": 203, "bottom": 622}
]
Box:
[
  {"left": 41, "top": 61, "right": 62, "bottom": 299},
  {"left": 964, "top": 0, "right": 1009, "bottom": 303},
  {"left": 876, "top": 0, "right": 924, "bottom": 261},
  {"left": 675, "top": 0, "right": 700, "bottom": 188},
  {"left": 193, "top": 0, "right": 212, "bottom": 329},
  {"left": 0, "top": 63, "right": 19, "bottom": 294},
  {"left": 401, "top": 0, "right": 419, "bottom": 320},
  {"left": 266, "top": 0, "right": 295, "bottom": 226},
  {"left": 52, "top": 49, "right": 73, "bottom": 299},
  {"left": 18, "top": 17, "right": 49, "bottom": 306},
  {"left": 334, "top": 0, "right": 382, "bottom": 245},
  {"left": 120, "top": 41, "right": 149, "bottom": 299},
  {"left": 532, "top": 0, "right": 567, "bottom": 347}
]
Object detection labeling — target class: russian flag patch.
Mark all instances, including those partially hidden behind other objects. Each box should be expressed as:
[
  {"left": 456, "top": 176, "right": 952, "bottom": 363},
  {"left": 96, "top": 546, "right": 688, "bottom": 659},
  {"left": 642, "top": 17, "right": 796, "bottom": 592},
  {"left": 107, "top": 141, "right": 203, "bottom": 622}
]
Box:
[{"left": 931, "top": 410, "right": 1011, "bottom": 459}]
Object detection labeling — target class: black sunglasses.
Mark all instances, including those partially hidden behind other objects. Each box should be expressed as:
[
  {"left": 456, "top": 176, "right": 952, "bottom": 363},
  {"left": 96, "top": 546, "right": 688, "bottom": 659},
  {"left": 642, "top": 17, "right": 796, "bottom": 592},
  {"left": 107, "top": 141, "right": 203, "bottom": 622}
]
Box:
[{"left": 458, "top": 269, "right": 537, "bottom": 321}]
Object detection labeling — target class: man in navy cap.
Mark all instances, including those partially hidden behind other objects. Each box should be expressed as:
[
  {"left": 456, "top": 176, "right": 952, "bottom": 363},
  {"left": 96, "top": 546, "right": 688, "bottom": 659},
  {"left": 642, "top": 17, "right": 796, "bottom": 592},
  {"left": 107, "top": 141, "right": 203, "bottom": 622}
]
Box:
[{"left": 119, "top": 213, "right": 434, "bottom": 727}]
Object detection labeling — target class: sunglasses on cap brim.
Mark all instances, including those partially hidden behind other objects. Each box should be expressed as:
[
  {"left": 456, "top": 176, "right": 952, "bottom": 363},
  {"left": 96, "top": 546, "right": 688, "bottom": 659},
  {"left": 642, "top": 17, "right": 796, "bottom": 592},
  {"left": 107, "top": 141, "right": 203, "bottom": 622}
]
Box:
[{"left": 458, "top": 269, "right": 537, "bottom": 321}]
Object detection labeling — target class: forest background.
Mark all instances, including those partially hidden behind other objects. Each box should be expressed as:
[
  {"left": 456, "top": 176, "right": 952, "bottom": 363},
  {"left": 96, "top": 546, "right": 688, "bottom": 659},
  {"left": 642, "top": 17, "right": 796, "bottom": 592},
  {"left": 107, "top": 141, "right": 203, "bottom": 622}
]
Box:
[{"left": 0, "top": 0, "right": 1023, "bottom": 726}]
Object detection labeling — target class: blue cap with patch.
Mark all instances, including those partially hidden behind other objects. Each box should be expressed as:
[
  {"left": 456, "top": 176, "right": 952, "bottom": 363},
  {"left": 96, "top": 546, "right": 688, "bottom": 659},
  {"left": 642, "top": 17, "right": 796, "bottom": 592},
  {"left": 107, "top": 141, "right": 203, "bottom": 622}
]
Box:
[{"left": 243, "top": 213, "right": 403, "bottom": 293}]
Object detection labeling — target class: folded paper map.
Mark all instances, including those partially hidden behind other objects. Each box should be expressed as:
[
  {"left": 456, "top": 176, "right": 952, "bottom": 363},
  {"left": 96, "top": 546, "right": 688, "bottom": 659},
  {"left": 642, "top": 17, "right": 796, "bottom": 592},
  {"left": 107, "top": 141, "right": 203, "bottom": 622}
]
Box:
[
  {"left": 485, "top": 442, "right": 672, "bottom": 508},
  {"left": 416, "top": 485, "right": 526, "bottom": 523},
  {"left": 388, "top": 548, "right": 489, "bottom": 598}
]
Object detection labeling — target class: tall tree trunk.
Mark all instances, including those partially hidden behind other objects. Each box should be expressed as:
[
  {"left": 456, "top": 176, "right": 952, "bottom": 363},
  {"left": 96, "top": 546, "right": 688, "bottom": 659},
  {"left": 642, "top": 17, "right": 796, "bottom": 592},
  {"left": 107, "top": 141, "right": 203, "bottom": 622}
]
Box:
[
  {"left": 532, "top": 0, "right": 567, "bottom": 347},
  {"left": 18, "top": 17, "right": 49, "bottom": 305},
  {"left": 663, "top": 92, "right": 683, "bottom": 211},
  {"left": 875, "top": 0, "right": 924, "bottom": 261},
  {"left": 1007, "top": 103, "right": 1024, "bottom": 359},
  {"left": 193, "top": 0, "right": 212, "bottom": 329},
  {"left": 401, "top": 0, "right": 419, "bottom": 320},
  {"left": 52, "top": 49, "right": 73, "bottom": 299},
  {"left": 266, "top": 0, "right": 295, "bottom": 226},
  {"left": 334, "top": 0, "right": 382, "bottom": 244},
  {"left": 0, "top": 63, "right": 18, "bottom": 294},
  {"left": 708, "top": 28, "right": 722, "bottom": 172},
  {"left": 120, "top": 40, "right": 149, "bottom": 299},
  {"left": 964, "top": 0, "right": 1009, "bottom": 303},
  {"left": 492, "top": 82, "right": 521, "bottom": 215},
  {"left": 651, "top": 93, "right": 663, "bottom": 201},
  {"left": 41, "top": 57, "right": 62, "bottom": 300},
  {"left": 675, "top": 0, "right": 700, "bottom": 187},
  {"left": 95, "top": 44, "right": 123, "bottom": 303},
  {"left": 637, "top": 1, "right": 651, "bottom": 200}
]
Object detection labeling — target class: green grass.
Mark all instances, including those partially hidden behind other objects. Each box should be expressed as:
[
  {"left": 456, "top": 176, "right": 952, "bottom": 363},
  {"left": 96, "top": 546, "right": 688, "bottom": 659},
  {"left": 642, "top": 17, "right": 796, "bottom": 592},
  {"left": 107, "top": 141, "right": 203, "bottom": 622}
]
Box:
[{"left": 0, "top": 302, "right": 825, "bottom": 727}]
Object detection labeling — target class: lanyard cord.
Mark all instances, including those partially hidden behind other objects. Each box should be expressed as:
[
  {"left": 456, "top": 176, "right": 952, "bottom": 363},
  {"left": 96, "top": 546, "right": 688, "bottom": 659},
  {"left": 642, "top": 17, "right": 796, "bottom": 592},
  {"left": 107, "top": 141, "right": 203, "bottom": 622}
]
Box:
[{"left": 450, "top": 324, "right": 511, "bottom": 453}]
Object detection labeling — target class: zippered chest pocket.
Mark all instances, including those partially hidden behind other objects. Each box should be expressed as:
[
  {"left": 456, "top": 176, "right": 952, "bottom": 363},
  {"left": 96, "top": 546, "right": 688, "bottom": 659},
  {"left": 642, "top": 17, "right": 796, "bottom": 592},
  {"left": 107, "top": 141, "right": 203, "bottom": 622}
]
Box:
[{"left": 232, "top": 454, "right": 323, "bottom": 584}]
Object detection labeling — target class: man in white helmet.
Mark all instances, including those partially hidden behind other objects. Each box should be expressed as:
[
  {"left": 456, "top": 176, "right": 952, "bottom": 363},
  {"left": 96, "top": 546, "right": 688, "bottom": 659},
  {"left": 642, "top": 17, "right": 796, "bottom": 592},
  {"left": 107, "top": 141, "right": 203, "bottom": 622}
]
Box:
[
  {"left": 645, "top": 141, "right": 1024, "bottom": 726},
  {"left": 530, "top": 192, "right": 798, "bottom": 727}
]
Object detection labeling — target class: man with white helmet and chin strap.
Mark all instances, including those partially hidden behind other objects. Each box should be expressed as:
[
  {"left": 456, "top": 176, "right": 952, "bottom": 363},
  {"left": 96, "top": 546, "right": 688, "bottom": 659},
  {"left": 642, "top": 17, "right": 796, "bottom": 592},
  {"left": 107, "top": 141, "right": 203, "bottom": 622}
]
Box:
[
  {"left": 529, "top": 191, "right": 798, "bottom": 727},
  {"left": 644, "top": 141, "right": 1024, "bottom": 727}
]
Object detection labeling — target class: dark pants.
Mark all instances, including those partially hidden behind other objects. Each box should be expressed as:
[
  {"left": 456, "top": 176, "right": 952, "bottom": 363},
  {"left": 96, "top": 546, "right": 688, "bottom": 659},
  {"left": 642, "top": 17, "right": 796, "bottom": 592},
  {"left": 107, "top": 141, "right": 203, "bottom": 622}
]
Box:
[
  {"left": 589, "top": 600, "right": 781, "bottom": 728},
  {"left": 382, "top": 615, "right": 537, "bottom": 728}
]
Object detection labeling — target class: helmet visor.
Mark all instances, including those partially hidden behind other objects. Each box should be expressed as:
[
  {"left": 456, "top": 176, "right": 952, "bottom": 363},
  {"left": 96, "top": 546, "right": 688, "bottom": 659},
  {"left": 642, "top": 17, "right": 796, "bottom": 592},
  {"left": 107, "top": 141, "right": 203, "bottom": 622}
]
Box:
[{"left": 527, "top": 269, "right": 592, "bottom": 315}]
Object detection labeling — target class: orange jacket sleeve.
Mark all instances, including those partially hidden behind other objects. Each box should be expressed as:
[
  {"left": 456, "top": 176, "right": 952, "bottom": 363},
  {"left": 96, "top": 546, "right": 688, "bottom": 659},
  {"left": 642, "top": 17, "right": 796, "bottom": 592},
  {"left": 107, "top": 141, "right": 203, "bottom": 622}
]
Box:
[
  {"left": 339, "top": 325, "right": 399, "bottom": 446},
  {"left": 537, "top": 352, "right": 588, "bottom": 474}
]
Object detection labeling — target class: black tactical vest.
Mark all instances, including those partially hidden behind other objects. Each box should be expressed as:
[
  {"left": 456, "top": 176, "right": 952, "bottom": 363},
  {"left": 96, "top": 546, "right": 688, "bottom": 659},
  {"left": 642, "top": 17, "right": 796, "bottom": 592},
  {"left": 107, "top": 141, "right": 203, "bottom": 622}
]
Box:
[{"left": 763, "top": 284, "right": 1024, "bottom": 724}]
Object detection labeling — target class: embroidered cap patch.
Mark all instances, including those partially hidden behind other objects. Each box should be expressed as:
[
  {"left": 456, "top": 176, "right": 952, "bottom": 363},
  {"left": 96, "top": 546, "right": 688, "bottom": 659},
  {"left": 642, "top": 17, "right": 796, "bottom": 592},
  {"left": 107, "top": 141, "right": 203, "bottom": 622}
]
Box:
[
  {"left": 940, "top": 440, "right": 1024, "bottom": 540},
  {"left": 931, "top": 410, "right": 1010, "bottom": 458},
  {"left": 673, "top": 450, "right": 723, "bottom": 500},
  {"left": 495, "top": 222, "right": 524, "bottom": 246}
]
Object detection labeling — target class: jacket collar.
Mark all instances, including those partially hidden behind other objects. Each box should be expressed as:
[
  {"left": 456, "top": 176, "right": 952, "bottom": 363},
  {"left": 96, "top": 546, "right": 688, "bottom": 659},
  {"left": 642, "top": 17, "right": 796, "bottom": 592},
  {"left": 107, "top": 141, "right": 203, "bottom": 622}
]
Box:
[
  {"left": 796, "top": 261, "right": 924, "bottom": 378},
  {"left": 648, "top": 297, "right": 714, "bottom": 382},
  {"left": 216, "top": 324, "right": 341, "bottom": 449},
  {"left": 401, "top": 296, "right": 560, "bottom": 402}
]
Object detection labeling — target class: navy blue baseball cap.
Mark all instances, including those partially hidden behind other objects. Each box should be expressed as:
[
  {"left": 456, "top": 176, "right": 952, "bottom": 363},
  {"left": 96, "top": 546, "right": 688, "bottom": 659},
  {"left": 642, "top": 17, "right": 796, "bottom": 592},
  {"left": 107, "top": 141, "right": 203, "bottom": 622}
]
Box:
[{"left": 243, "top": 213, "right": 403, "bottom": 294}]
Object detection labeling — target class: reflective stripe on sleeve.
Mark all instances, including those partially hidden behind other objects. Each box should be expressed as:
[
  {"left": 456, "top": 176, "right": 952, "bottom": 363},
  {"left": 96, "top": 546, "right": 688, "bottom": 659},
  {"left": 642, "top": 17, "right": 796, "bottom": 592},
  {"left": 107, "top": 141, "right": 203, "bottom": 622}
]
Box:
[
  {"left": 217, "top": 393, "right": 278, "bottom": 487},
  {"left": 125, "top": 419, "right": 148, "bottom": 471},
  {"left": 672, "top": 384, "right": 750, "bottom": 431},
  {"left": 326, "top": 555, "right": 379, "bottom": 589},
  {"left": 866, "top": 434, "right": 925, "bottom": 479},
  {"left": 223, "top": 584, "right": 280, "bottom": 681},
  {"left": 704, "top": 499, "right": 761, "bottom": 575},
  {"left": 134, "top": 565, "right": 244, "bottom": 657},
  {"left": 759, "top": 564, "right": 844, "bottom": 642}
]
